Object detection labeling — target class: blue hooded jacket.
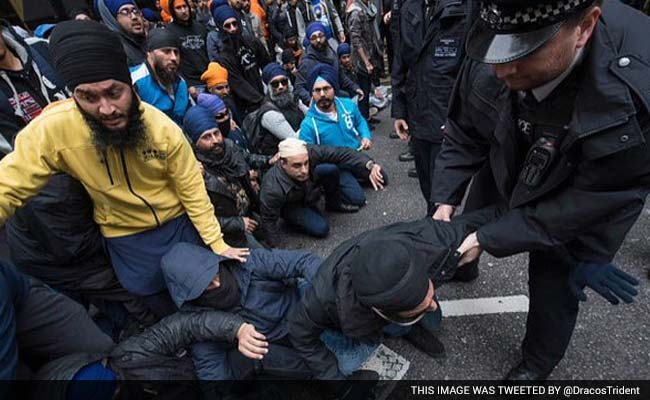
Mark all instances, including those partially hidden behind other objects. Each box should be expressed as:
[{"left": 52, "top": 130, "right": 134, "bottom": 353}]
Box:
[
  {"left": 299, "top": 97, "right": 372, "bottom": 149},
  {"left": 160, "top": 243, "right": 322, "bottom": 379}
]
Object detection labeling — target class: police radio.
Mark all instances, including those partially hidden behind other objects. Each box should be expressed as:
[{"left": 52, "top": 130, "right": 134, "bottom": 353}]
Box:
[{"left": 519, "top": 135, "right": 559, "bottom": 187}]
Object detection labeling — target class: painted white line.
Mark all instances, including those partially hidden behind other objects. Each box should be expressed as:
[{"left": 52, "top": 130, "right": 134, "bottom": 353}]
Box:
[{"left": 439, "top": 295, "right": 529, "bottom": 317}]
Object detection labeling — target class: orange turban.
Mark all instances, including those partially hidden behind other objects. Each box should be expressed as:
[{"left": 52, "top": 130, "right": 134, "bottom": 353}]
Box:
[{"left": 201, "top": 62, "right": 229, "bottom": 88}]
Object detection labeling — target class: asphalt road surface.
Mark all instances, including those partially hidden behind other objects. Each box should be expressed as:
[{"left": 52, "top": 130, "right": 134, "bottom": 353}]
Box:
[{"left": 281, "top": 106, "right": 650, "bottom": 381}]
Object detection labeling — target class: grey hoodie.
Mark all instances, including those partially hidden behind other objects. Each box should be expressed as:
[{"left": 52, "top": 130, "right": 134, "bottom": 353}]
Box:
[{"left": 96, "top": 0, "right": 147, "bottom": 66}]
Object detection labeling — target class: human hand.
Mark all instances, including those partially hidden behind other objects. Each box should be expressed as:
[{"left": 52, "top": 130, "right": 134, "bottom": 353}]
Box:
[
  {"left": 432, "top": 204, "right": 455, "bottom": 221},
  {"left": 369, "top": 164, "right": 385, "bottom": 191},
  {"left": 393, "top": 119, "right": 410, "bottom": 140},
  {"left": 361, "top": 138, "right": 372, "bottom": 150},
  {"left": 356, "top": 88, "right": 365, "bottom": 101},
  {"left": 456, "top": 232, "right": 482, "bottom": 267},
  {"left": 339, "top": 32, "right": 346, "bottom": 43},
  {"left": 221, "top": 247, "right": 250, "bottom": 263},
  {"left": 365, "top": 61, "right": 374, "bottom": 75},
  {"left": 383, "top": 11, "right": 391, "bottom": 24},
  {"left": 230, "top": 118, "right": 239, "bottom": 130},
  {"left": 269, "top": 152, "right": 281, "bottom": 165},
  {"left": 569, "top": 261, "right": 639, "bottom": 304},
  {"left": 236, "top": 323, "right": 268, "bottom": 360},
  {"left": 243, "top": 217, "right": 259, "bottom": 233}
]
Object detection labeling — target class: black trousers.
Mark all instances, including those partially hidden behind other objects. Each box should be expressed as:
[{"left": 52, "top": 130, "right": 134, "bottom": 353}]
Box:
[
  {"left": 411, "top": 137, "right": 442, "bottom": 215},
  {"left": 356, "top": 69, "right": 371, "bottom": 120},
  {"left": 523, "top": 250, "right": 580, "bottom": 375}
]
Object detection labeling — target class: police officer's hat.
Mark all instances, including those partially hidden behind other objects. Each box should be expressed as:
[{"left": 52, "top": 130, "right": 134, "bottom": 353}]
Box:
[{"left": 466, "top": 0, "right": 597, "bottom": 64}]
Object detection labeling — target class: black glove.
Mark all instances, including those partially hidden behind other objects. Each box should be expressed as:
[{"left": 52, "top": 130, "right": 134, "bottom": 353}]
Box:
[
  {"left": 568, "top": 261, "right": 639, "bottom": 304},
  {"left": 335, "top": 370, "right": 379, "bottom": 400}
]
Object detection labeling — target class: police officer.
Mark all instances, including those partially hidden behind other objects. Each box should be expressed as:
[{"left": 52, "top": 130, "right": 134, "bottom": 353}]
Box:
[
  {"left": 432, "top": 0, "right": 648, "bottom": 380},
  {"left": 391, "top": 0, "right": 475, "bottom": 215}
]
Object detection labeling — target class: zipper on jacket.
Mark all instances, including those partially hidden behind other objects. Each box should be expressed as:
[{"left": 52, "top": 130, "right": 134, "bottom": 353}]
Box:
[
  {"left": 119, "top": 149, "right": 161, "bottom": 227},
  {"left": 103, "top": 150, "right": 115, "bottom": 185}
]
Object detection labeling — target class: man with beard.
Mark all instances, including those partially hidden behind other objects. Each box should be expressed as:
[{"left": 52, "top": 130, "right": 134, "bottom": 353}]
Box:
[
  {"left": 272, "top": 0, "right": 309, "bottom": 46},
  {"left": 0, "top": 21, "right": 248, "bottom": 319},
  {"left": 197, "top": 93, "right": 250, "bottom": 150},
  {"left": 96, "top": 0, "right": 147, "bottom": 66},
  {"left": 295, "top": 22, "right": 362, "bottom": 106},
  {"left": 260, "top": 138, "right": 385, "bottom": 247},
  {"left": 200, "top": 61, "right": 245, "bottom": 125},
  {"left": 300, "top": 64, "right": 372, "bottom": 150},
  {"left": 212, "top": 6, "right": 270, "bottom": 114},
  {"left": 131, "top": 28, "right": 191, "bottom": 126},
  {"left": 249, "top": 63, "right": 306, "bottom": 156},
  {"left": 281, "top": 26, "right": 304, "bottom": 63},
  {"left": 160, "top": 0, "right": 210, "bottom": 91},
  {"left": 184, "top": 105, "right": 272, "bottom": 248}
]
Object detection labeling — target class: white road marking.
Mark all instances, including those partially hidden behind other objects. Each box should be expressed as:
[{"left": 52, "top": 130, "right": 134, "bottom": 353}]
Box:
[{"left": 439, "top": 295, "right": 530, "bottom": 317}]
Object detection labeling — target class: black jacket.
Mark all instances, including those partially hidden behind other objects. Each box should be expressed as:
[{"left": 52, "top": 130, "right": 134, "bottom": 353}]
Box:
[
  {"left": 165, "top": 6, "right": 210, "bottom": 87},
  {"left": 259, "top": 145, "right": 373, "bottom": 247},
  {"left": 433, "top": 0, "right": 650, "bottom": 262},
  {"left": 391, "top": 0, "right": 474, "bottom": 143},
  {"left": 287, "top": 209, "right": 498, "bottom": 379}
]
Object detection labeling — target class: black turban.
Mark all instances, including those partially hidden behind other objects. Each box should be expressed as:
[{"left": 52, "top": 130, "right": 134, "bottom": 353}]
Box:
[
  {"left": 146, "top": 27, "right": 180, "bottom": 51},
  {"left": 49, "top": 20, "right": 131, "bottom": 91}
]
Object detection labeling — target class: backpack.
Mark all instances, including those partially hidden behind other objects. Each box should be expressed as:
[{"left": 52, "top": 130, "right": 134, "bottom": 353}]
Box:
[{"left": 242, "top": 101, "right": 280, "bottom": 154}]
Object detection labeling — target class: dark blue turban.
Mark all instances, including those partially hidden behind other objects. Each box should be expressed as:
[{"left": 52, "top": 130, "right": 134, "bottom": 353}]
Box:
[
  {"left": 308, "top": 63, "right": 340, "bottom": 94},
  {"left": 262, "top": 62, "right": 288, "bottom": 84},
  {"left": 183, "top": 106, "right": 219, "bottom": 144}
]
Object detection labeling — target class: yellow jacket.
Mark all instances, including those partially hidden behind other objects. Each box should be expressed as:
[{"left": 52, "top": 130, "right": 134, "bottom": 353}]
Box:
[{"left": 0, "top": 99, "right": 230, "bottom": 253}]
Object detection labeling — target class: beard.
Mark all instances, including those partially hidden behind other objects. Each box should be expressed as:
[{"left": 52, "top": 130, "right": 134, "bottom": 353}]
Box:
[
  {"left": 154, "top": 60, "right": 179, "bottom": 87},
  {"left": 270, "top": 87, "right": 295, "bottom": 108},
  {"left": 317, "top": 98, "right": 333, "bottom": 110},
  {"left": 78, "top": 94, "right": 148, "bottom": 151}
]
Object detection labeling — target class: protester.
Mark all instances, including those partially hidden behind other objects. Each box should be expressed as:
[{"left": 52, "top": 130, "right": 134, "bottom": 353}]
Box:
[
  {"left": 68, "top": 6, "right": 94, "bottom": 21},
  {"left": 161, "top": 243, "right": 321, "bottom": 383},
  {"left": 281, "top": 26, "right": 304, "bottom": 62},
  {"left": 273, "top": 0, "right": 309, "bottom": 45},
  {"left": 347, "top": 0, "right": 383, "bottom": 119},
  {"left": 260, "top": 138, "right": 385, "bottom": 247},
  {"left": 142, "top": 7, "right": 163, "bottom": 30},
  {"left": 336, "top": 43, "right": 357, "bottom": 96},
  {"left": 0, "top": 21, "right": 247, "bottom": 320},
  {"left": 200, "top": 61, "right": 245, "bottom": 125},
  {"left": 247, "top": 63, "right": 306, "bottom": 156},
  {"left": 184, "top": 105, "right": 272, "bottom": 247},
  {"left": 197, "top": 93, "right": 250, "bottom": 150},
  {"left": 0, "top": 260, "right": 115, "bottom": 380},
  {"left": 295, "top": 22, "right": 362, "bottom": 105},
  {"left": 131, "top": 27, "right": 191, "bottom": 126},
  {"left": 210, "top": 6, "right": 270, "bottom": 114},
  {"left": 160, "top": 0, "right": 210, "bottom": 90},
  {"left": 392, "top": 0, "right": 473, "bottom": 215},
  {"left": 433, "top": 0, "right": 649, "bottom": 380},
  {"left": 241, "top": 0, "right": 269, "bottom": 49},
  {"left": 299, "top": 64, "right": 372, "bottom": 150},
  {"left": 0, "top": 20, "right": 67, "bottom": 152},
  {"left": 304, "top": 0, "right": 346, "bottom": 49},
  {"left": 95, "top": 0, "right": 147, "bottom": 66},
  {"left": 281, "top": 48, "right": 303, "bottom": 86}
]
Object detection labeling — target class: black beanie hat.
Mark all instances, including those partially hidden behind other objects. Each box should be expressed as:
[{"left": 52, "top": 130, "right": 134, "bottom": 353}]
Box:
[
  {"left": 49, "top": 20, "right": 131, "bottom": 91},
  {"left": 281, "top": 48, "right": 296, "bottom": 64},
  {"left": 147, "top": 27, "right": 181, "bottom": 51},
  {"left": 351, "top": 239, "right": 429, "bottom": 313}
]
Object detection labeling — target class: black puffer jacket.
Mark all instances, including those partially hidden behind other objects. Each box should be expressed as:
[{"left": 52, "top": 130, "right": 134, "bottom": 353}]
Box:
[
  {"left": 30, "top": 310, "right": 245, "bottom": 397},
  {"left": 288, "top": 208, "right": 499, "bottom": 379}
]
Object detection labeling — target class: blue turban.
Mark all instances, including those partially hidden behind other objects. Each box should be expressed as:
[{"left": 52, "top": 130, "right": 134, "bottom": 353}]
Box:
[
  {"left": 197, "top": 93, "right": 227, "bottom": 115},
  {"left": 306, "top": 22, "right": 326, "bottom": 39},
  {"left": 262, "top": 62, "right": 288, "bottom": 84},
  {"left": 142, "top": 7, "right": 161, "bottom": 22},
  {"left": 67, "top": 362, "right": 118, "bottom": 400},
  {"left": 337, "top": 43, "right": 351, "bottom": 58},
  {"left": 103, "top": 0, "right": 137, "bottom": 16},
  {"left": 308, "top": 63, "right": 339, "bottom": 94},
  {"left": 210, "top": 0, "right": 229, "bottom": 13},
  {"left": 213, "top": 5, "right": 239, "bottom": 29},
  {"left": 183, "top": 105, "right": 219, "bottom": 144}
]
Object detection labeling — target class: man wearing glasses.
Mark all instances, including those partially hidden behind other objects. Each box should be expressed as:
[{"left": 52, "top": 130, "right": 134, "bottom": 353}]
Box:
[{"left": 96, "top": 0, "right": 147, "bottom": 66}]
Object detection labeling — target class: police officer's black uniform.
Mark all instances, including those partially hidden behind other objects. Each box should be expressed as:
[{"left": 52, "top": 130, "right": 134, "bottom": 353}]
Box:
[
  {"left": 391, "top": 0, "right": 475, "bottom": 214},
  {"left": 432, "top": 0, "right": 650, "bottom": 378}
]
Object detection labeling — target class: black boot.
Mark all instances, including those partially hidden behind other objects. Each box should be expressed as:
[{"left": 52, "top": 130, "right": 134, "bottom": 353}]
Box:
[
  {"left": 404, "top": 324, "right": 446, "bottom": 358},
  {"left": 399, "top": 151, "right": 415, "bottom": 162},
  {"left": 451, "top": 260, "right": 479, "bottom": 283},
  {"left": 503, "top": 361, "right": 550, "bottom": 381},
  {"left": 327, "top": 203, "right": 361, "bottom": 213},
  {"left": 407, "top": 167, "right": 418, "bottom": 178}
]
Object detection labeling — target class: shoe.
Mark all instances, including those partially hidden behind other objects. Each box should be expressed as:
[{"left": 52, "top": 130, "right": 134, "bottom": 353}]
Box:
[
  {"left": 389, "top": 131, "right": 400, "bottom": 139},
  {"left": 451, "top": 260, "right": 479, "bottom": 283},
  {"left": 368, "top": 116, "right": 381, "bottom": 124},
  {"left": 404, "top": 324, "right": 446, "bottom": 358},
  {"left": 407, "top": 167, "right": 418, "bottom": 178},
  {"left": 399, "top": 151, "right": 415, "bottom": 162},
  {"left": 503, "top": 361, "right": 550, "bottom": 381},
  {"left": 327, "top": 203, "right": 360, "bottom": 213}
]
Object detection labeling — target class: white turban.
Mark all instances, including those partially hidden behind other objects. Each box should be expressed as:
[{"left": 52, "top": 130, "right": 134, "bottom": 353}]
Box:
[{"left": 278, "top": 138, "right": 308, "bottom": 158}]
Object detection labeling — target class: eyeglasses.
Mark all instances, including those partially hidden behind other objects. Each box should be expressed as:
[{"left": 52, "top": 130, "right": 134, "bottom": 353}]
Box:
[
  {"left": 310, "top": 32, "right": 326, "bottom": 41},
  {"left": 223, "top": 21, "right": 238, "bottom": 29},
  {"left": 270, "top": 77, "right": 289, "bottom": 89},
  {"left": 215, "top": 112, "right": 228, "bottom": 120},
  {"left": 117, "top": 7, "right": 142, "bottom": 17},
  {"left": 312, "top": 85, "right": 333, "bottom": 95}
]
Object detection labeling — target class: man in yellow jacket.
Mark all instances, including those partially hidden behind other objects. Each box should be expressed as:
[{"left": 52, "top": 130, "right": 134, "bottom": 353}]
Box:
[{"left": 0, "top": 20, "right": 248, "bottom": 318}]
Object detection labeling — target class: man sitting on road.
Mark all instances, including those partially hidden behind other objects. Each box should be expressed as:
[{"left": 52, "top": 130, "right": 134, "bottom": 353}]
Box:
[{"left": 260, "top": 138, "right": 385, "bottom": 247}]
